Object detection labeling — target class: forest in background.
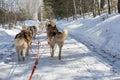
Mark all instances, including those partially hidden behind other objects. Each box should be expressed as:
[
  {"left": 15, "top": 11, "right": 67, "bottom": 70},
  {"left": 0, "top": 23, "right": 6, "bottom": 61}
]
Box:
[
  {"left": 43, "top": 0, "right": 120, "bottom": 20},
  {"left": 0, "top": 0, "right": 120, "bottom": 28}
]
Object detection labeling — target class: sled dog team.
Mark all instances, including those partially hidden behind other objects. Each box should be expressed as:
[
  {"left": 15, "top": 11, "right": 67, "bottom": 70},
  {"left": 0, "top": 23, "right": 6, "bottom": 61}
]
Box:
[{"left": 14, "top": 19, "right": 68, "bottom": 61}]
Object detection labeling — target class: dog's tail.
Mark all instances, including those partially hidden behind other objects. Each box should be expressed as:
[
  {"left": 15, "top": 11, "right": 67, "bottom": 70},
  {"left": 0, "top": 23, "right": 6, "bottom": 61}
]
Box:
[{"left": 62, "top": 29, "right": 68, "bottom": 40}]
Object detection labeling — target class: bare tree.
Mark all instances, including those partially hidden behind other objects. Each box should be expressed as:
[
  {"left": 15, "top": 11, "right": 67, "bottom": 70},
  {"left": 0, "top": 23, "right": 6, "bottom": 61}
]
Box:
[
  {"left": 100, "top": 0, "right": 105, "bottom": 9},
  {"left": 66, "top": 0, "right": 69, "bottom": 21},
  {"left": 79, "top": 0, "right": 83, "bottom": 17},
  {"left": 108, "top": 0, "right": 111, "bottom": 14},
  {"left": 81, "top": 0, "right": 85, "bottom": 18},
  {"left": 97, "top": 0, "right": 101, "bottom": 15},
  {"left": 73, "top": 0, "right": 77, "bottom": 19},
  {"left": 92, "top": 0, "right": 96, "bottom": 17},
  {"left": 118, "top": 0, "right": 120, "bottom": 13}
]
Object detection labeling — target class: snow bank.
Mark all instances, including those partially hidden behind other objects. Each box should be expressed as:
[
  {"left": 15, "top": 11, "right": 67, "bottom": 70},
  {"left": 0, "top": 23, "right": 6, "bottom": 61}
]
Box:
[{"left": 57, "top": 14, "right": 120, "bottom": 61}]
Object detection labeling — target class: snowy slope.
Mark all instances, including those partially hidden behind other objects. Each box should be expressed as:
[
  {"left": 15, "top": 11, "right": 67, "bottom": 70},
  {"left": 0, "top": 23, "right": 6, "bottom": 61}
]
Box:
[{"left": 56, "top": 14, "right": 120, "bottom": 64}]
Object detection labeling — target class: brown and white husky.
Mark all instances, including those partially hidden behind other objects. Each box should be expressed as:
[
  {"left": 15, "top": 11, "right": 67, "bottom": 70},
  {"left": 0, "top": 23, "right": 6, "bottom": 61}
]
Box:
[
  {"left": 46, "top": 19, "right": 68, "bottom": 60},
  {"left": 14, "top": 29, "right": 33, "bottom": 61}
]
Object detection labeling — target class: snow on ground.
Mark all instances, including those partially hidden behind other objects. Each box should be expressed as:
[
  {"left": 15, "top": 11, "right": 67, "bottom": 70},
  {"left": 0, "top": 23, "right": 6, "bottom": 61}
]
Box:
[{"left": 0, "top": 14, "right": 120, "bottom": 80}]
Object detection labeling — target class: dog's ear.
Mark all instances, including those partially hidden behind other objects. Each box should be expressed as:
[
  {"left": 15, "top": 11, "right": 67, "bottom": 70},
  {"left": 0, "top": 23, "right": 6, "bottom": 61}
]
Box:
[
  {"left": 46, "top": 19, "right": 51, "bottom": 26},
  {"left": 49, "top": 20, "right": 56, "bottom": 27},
  {"left": 15, "top": 33, "right": 20, "bottom": 39},
  {"left": 46, "top": 19, "right": 49, "bottom": 22},
  {"left": 46, "top": 19, "right": 50, "bottom": 24}
]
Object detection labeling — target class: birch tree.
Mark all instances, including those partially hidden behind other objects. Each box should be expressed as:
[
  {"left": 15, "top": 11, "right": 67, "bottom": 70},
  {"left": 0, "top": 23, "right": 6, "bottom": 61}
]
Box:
[
  {"left": 73, "top": 0, "right": 77, "bottom": 19},
  {"left": 19, "top": 0, "right": 42, "bottom": 20}
]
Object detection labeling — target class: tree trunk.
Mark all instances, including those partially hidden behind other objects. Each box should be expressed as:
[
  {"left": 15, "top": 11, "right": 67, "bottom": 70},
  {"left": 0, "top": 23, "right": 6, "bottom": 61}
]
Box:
[
  {"left": 73, "top": 0, "right": 77, "bottom": 20},
  {"left": 100, "top": 0, "right": 105, "bottom": 9},
  {"left": 108, "top": 0, "right": 111, "bottom": 14},
  {"left": 66, "top": 1, "right": 69, "bottom": 21},
  {"left": 79, "top": 0, "right": 82, "bottom": 16},
  {"left": 118, "top": 0, "right": 120, "bottom": 13},
  {"left": 97, "top": 0, "right": 101, "bottom": 15},
  {"left": 81, "top": 0, "right": 85, "bottom": 18},
  {"left": 92, "top": 0, "right": 96, "bottom": 17}
]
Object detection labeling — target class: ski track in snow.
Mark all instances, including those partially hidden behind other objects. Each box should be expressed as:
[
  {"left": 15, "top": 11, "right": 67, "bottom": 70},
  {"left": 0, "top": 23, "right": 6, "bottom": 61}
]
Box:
[{"left": 0, "top": 29, "right": 120, "bottom": 80}]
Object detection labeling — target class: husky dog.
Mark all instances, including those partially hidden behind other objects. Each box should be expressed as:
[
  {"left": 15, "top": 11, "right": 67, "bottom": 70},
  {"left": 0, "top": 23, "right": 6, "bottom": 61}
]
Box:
[
  {"left": 37, "top": 20, "right": 44, "bottom": 33},
  {"left": 14, "top": 29, "right": 33, "bottom": 61},
  {"left": 27, "top": 26, "right": 37, "bottom": 39},
  {"left": 45, "top": 19, "right": 58, "bottom": 43},
  {"left": 46, "top": 19, "right": 68, "bottom": 60}
]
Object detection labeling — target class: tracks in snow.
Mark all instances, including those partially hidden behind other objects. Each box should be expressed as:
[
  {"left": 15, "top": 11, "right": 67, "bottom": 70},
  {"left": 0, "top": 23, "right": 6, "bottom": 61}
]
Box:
[{"left": 0, "top": 31, "right": 120, "bottom": 80}]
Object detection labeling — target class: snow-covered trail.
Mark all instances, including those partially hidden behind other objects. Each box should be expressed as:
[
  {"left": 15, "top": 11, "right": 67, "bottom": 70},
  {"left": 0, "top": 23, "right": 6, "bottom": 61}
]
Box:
[
  {"left": 0, "top": 30, "right": 120, "bottom": 80},
  {"left": 31, "top": 33, "right": 120, "bottom": 80}
]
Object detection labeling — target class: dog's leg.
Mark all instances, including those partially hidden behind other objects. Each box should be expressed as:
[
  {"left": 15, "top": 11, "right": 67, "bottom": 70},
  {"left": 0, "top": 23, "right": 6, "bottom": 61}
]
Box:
[
  {"left": 16, "top": 47, "right": 21, "bottom": 61},
  {"left": 22, "top": 48, "right": 27, "bottom": 61},
  {"left": 26, "top": 46, "right": 29, "bottom": 56},
  {"left": 51, "top": 46, "right": 54, "bottom": 57},
  {"left": 33, "top": 33, "right": 36, "bottom": 39},
  {"left": 20, "top": 50, "right": 24, "bottom": 61},
  {"left": 58, "top": 47, "right": 62, "bottom": 60},
  {"left": 58, "top": 42, "right": 63, "bottom": 60},
  {"left": 18, "top": 51, "right": 21, "bottom": 61}
]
